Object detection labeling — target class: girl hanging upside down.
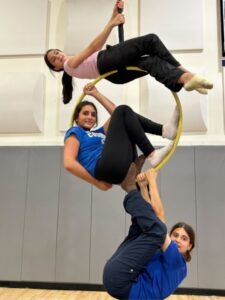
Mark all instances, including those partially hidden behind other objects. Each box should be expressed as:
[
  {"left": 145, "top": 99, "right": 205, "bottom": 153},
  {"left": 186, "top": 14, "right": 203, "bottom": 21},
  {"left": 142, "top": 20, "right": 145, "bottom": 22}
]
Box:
[
  {"left": 64, "top": 83, "right": 179, "bottom": 191},
  {"left": 44, "top": 0, "right": 213, "bottom": 104},
  {"left": 103, "top": 162, "right": 195, "bottom": 300}
]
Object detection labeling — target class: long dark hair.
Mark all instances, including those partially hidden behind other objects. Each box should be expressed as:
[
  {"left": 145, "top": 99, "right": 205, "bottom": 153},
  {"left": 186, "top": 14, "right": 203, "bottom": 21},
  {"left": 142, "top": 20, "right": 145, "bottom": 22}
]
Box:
[
  {"left": 170, "top": 222, "right": 195, "bottom": 262},
  {"left": 72, "top": 101, "right": 98, "bottom": 127},
  {"left": 44, "top": 49, "right": 73, "bottom": 104}
]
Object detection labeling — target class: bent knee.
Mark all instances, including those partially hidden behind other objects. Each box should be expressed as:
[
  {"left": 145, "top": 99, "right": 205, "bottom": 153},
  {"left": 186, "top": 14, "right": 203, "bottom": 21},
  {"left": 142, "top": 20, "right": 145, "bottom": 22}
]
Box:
[
  {"left": 114, "top": 104, "right": 133, "bottom": 116},
  {"left": 145, "top": 219, "right": 167, "bottom": 246},
  {"left": 147, "top": 33, "right": 160, "bottom": 41},
  {"left": 159, "top": 220, "right": 167, "bottom": 242}
]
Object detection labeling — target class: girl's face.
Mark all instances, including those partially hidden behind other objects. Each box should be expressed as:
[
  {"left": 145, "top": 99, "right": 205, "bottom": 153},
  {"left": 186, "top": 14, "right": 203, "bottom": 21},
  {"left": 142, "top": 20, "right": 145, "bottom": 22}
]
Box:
[
  {"left": 76, "top": 105, "right": 97, "bottom": 130},
  {"left": 47, "top": 49, "right": 66, "bottom": 70},
  {"left": 170, "top": 227, "right": 192, "bottom": 255}
]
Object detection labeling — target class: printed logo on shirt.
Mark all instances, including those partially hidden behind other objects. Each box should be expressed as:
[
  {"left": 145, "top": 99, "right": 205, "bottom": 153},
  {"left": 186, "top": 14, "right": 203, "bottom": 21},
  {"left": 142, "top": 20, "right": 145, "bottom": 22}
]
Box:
[{"left": 87, "top": 132, "right": 105, "bottom": 144}]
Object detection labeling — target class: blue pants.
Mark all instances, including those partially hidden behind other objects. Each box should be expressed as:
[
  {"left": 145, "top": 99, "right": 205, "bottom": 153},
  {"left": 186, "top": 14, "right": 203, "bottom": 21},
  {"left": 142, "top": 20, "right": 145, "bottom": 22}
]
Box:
[
  {"left": 97, "top": 34, "right": 184, "bottom": 92},
  {"left": 103, "top": 190, "right": 167, "bottom": 299}
]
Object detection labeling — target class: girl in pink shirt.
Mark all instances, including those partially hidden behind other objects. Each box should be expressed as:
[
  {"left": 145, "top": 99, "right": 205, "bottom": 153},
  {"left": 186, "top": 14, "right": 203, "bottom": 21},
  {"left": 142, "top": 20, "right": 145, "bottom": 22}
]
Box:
[{"left": 44, "top": 0, "right": 213, "bottom": 104}]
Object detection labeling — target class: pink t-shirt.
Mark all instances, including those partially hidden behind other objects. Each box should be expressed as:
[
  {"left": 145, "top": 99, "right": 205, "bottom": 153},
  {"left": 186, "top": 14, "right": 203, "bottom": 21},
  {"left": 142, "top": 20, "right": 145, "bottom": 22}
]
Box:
[{"left": 63, "top": 51, "right": 100, "bottom": 79}]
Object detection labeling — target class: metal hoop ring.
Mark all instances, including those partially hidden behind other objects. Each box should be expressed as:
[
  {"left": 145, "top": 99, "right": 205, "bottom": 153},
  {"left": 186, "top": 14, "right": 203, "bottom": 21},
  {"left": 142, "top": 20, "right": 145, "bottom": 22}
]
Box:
[{"left": 70, "top": 67, "right": 183, "bottom": 171}]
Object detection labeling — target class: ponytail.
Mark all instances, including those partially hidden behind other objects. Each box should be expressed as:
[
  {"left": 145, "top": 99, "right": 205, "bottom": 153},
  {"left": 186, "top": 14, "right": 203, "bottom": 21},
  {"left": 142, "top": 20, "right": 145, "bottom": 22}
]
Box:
[
  {"left": 62, "top": 72, "right": 73, "bottom": 104},
  {"left": 183, "top": 250, "right": 191, "bottom": 263}
]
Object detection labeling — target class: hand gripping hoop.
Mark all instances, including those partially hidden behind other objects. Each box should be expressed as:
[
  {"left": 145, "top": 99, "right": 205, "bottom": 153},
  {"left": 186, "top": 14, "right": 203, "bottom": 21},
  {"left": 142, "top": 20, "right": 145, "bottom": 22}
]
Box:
[{"left": 70, "top": 66, "right": 183, "bottom": 171}]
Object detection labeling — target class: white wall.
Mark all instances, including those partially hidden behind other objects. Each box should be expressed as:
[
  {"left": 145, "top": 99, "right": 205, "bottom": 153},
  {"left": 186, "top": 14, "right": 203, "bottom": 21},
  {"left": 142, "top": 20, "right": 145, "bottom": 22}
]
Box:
[{"left": 0, "top": 0, "right": 223, "bottom": 145}]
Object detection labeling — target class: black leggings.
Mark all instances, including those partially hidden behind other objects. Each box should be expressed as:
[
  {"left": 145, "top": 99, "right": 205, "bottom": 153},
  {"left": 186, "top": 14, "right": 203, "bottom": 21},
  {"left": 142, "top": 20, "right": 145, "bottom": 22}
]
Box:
[
  {"left": 97, "top": 34, "right": 184, "bottom": 92},
  {"left": 94, "top": 105, "right": 162, "bottom": 184}
]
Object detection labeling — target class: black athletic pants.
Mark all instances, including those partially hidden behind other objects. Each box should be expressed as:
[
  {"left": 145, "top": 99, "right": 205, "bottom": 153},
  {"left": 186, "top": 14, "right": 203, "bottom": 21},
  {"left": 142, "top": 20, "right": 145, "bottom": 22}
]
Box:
[
  {"left": 97, "top": 33, "right": 184, "bottom": 92},
  {"left": 94, "top": 105, "right": 162, "bottom": 184}
]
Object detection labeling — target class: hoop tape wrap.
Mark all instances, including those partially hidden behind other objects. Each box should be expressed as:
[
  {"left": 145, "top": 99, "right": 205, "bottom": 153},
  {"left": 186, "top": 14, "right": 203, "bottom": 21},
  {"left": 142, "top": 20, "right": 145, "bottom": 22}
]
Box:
[{"left": 70, "top": 67, "right": 183, "bottom": 171}]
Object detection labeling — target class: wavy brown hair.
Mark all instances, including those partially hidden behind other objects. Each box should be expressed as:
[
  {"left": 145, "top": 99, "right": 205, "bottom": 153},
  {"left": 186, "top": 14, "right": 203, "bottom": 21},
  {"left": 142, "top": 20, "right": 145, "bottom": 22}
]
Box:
[{"left": 72, "top": 101, "right": 98, "bottom": 127}]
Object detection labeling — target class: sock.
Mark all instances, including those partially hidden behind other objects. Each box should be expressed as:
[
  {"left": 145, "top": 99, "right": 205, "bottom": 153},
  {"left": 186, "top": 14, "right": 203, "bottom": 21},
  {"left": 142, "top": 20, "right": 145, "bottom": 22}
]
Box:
[
  {"left": 196, "top": 87, "right": 208, "bottom": 95},
  {"left": 162, "top": 106, "right": 179, "bottom": 140},
  {"left": 184, "top": 74, "right": 213, "bottom": 92},
  {"left": 147, "top": 142, "right": 173, "bottom": 167}
]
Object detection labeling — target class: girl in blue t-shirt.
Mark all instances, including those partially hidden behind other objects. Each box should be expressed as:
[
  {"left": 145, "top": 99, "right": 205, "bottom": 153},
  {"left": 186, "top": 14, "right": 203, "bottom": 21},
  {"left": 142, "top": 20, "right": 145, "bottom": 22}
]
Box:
[
  {"left": 103, "top": 163, "right": 195, "bottom": 300},
  {"left": 64, "top": 83, "right": 179, "bottom": 191}
]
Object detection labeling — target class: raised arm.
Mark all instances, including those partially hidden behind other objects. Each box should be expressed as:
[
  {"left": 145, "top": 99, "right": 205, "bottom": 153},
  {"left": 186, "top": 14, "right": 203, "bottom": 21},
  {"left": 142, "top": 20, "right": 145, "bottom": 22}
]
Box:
[
  {"left": 67, "top": 1, "right": 124, "bottom": 69},
  {"left": 83, "top": 83, "right": 116, "bottom": 114},
  {"left": 83, "top": 83, "right": 117, "bottom": 133},
  {"left": 145, "top": 170, "right": 165, "bottom": 222},
  {"left": 64, "top": 135, "right": 112, "bottom": 191},
  {"left": 138, "top": 169, "right": 171, "bottom": 252}
]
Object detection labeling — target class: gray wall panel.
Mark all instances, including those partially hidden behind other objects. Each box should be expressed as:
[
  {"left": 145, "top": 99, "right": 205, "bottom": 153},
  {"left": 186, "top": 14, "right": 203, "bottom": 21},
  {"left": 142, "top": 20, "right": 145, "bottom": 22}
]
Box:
[
  {"left": 0, "top": 147, "right": 28, "bottom": 280},
  {"left": 160, "top": 147, "right": 198, "bottom": 288},
  {"left": 55, "top": 151, "right": 92, "bottom": 283},
  {"left": 90, "top": 186, "right": 126, "bottom": 284},
  {"left": 21, "top": 147, "right": 61, "bottom": 281},
  {"left": 195, "top": 147, "right": 225, "bottom": 289}
]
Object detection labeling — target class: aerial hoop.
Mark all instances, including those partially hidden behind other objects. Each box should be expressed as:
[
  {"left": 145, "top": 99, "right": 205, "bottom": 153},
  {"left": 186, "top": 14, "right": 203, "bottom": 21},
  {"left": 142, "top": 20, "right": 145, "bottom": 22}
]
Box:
[
  {"left": 153, "top": 91, "right": 182, "bottom": 172},
  {"left": 70, "top": 67, "right": 183, "bottom": 171},
  {"left": 70, "top": 66, "right": 147, "bottom": 127}
]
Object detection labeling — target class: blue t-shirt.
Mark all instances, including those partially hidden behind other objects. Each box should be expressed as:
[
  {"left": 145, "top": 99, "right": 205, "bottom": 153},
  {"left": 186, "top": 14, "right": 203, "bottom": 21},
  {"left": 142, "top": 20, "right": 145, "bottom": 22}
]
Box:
[
  {"left": 129, "top": 241, "right": 187, "bottom": 300},
  {"left": 64, "top": 126, "right": 105, "bottom": 176}
]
